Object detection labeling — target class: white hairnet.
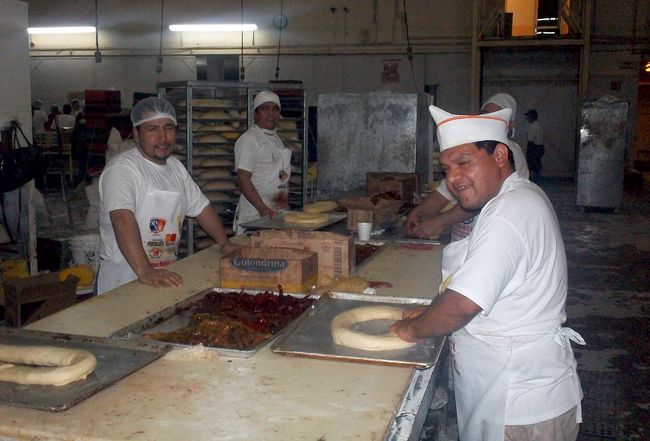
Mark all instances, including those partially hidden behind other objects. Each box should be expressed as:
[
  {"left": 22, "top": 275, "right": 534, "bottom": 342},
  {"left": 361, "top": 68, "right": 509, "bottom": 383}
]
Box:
[
  {"left": 482, "top": 93, "right": 517, "bottom": 125},
  {"left": 131, "top": 97, "right": 177, "bottom": 127}
]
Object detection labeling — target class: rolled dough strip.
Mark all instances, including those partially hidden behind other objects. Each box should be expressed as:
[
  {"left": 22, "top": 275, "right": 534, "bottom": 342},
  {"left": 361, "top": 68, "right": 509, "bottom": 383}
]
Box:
[
  {"left": 199, "top": 168, "right": 233, "bottom": 179},
  {"left": 283, "top": 211, "right": 329, "bottom": 225},
  {"left": 0, "top": 344, "right": 97, "bottom": 386},
  {"left": 205, "top": 191, "right": 234, "bottom": 202},
  {"left": 330, "top": 306, "right": 416, "bottom": 351},
  {"left": 200, "top": 123, "right": 234, "bottom": 132},
  {"left": 203, "top": 180, "right": 237, "bottom": 191},
  {"left": 196, "top": 134, "right": 228, "bottom": 143},
  {"left": 198, "top": 158, "right": 234, "bottom": 167},
  {"left": 303, "top": 200, "right": 338, "bottom": 214}
]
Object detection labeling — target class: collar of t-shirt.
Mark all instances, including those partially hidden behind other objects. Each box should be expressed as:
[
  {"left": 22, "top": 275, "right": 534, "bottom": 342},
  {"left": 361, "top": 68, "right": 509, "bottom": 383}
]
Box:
[{"left": 254, "top": 124, "right": 277, "bottom": 136}]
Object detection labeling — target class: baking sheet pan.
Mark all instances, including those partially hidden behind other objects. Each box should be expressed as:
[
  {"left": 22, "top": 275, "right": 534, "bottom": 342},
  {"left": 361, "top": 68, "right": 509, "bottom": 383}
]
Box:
[
  {"left": 112, "top": 288, "right": 315, "bottom": 359},
  {"left": 240, "top": 212, "right": 347, "bottom": 232},
  {"left": 271, "top": 292, "right": 441, "bottom": 368},
  {"left": 0, "top": 328, "right": 168, "bottom": 412}
]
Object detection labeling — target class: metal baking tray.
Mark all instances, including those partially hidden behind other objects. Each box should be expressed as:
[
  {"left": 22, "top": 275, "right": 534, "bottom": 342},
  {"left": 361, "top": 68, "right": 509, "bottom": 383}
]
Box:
[
  {"left": 112, "top": 288, "right": 316, "bottom": 359},
  {"left": 240, "top": 212, "right": 347, "bottom": 232},
  {"left": 271, "top": 292, "right": 441, "bottom": 368},
  {"left": 0, "top": 328, "right": 168, "bottom": 412}
]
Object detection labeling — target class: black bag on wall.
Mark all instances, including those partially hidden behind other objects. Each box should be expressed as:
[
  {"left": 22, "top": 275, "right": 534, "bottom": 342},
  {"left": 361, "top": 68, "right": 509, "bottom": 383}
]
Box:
[{"left": 0, "top": 121, "right": 43, "bottom": 192}]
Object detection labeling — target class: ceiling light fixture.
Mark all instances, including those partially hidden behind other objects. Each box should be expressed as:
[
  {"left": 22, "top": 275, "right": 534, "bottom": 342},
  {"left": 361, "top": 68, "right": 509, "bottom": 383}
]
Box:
[
  {"left": 169, "top": 24, "right": 257, "bottom": 32},
  {"left": 27, "top": 26, "right": 96, "bottom": 34}
]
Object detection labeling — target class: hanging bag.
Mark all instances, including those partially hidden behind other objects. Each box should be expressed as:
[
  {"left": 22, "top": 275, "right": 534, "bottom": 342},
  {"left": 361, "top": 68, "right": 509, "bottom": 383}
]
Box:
[{"left": 0, "top": 120, "right": 43, "bottom": 192}]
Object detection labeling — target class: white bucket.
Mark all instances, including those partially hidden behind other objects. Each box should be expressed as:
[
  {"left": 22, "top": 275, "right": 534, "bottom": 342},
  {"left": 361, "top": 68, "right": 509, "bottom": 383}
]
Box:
[{"left": 68, "top": 234, "right": 100, "bottom": 270}]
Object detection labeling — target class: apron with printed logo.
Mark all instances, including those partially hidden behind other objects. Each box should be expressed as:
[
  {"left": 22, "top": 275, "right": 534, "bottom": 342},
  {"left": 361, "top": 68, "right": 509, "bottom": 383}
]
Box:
[{"left": 98, "top": 190, "right": 184, "bottom": 294}]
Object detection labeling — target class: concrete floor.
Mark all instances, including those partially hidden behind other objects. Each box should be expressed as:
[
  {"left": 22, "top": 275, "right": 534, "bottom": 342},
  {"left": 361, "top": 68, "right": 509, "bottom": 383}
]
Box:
[{"left": 11, "top": 176, "right": 650, "bottom": 440}]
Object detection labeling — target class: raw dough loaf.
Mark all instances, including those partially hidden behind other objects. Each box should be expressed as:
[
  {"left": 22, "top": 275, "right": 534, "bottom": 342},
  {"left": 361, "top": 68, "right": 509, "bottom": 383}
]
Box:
[
  {"left": 0, "top": 344, "right": 97, "bottom": 386},
  {"left": 203, "top": 180, "right": 237, "bottom": 191},
  {"left": 221, "top": 132, "right": 241, "bottom": 141},
  {"left": 199, "top": 168, "right": 233, "bottom": 179},
  {"left": 197, "top": 158, "right": 234, "bottom": 167},
  {"left": 196, "top": 134, "right": 228, "bottom": 143},
  {"left": 303, "top": 200, "right": 338, "bottom": 214},
  {"left": 283, "top": 211, "right": 329, "bottom": 225},
  {"left": 200, "top": 123, "right": 234, "bottom": 132},
  {"left": 330, "top": 306, "right": 416, "bottom": 351},
  {"left": 204, "top": 191, "right": 234, "bottom": 202}
]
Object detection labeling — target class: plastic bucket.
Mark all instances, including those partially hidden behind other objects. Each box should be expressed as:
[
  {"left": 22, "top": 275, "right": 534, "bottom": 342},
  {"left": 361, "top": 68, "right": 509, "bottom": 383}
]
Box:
[{"left": 67, "top": 234, "right": 100, "bottom": 270}]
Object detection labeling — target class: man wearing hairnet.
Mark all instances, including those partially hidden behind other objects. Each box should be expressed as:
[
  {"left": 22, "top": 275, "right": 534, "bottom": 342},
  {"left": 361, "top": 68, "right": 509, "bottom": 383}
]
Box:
[
  {"left": 233, "top": 90, "right": 292, "bottom": 234},
  {"left": 405, "top": 93, "right": 528, "bottom": 241},
  {"left": 97, "top": 97, "right": 236, "bottom": 294},
  {"left": 392, "top": 105, "right": 584, "bottom": 441}
]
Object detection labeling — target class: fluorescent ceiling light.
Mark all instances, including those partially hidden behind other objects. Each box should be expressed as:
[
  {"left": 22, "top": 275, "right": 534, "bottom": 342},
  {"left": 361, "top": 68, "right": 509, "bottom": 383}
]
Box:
[
  {"left": 28, "top": 26, "right": 96, "bottom": 34},
  {"left": 169, "top": 24, "right": 257, "bottom": 32}
]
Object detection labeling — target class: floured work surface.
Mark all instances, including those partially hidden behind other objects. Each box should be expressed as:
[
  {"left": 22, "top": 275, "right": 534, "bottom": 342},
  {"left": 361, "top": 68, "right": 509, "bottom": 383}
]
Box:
[
  {"left": 272, "top": 293, "right": 443, "bottom": 368},
  {"left": 240, "top": 212, "right": 347, "bottom": 231},
  {"left": 113, "top": 288, "right": 315, "bottom": 358},
  {"left": 0, "top": 328, "right": 167, "bottom": 411}
]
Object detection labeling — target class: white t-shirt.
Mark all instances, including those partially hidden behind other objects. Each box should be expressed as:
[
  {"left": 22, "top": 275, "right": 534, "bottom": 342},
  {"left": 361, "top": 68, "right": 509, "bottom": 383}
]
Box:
[
  {"left": 55, "top": 114, "right": 76, "bottom": 130},
  {"left": 32, "top": 110, "right": 47, "bottom": 135},
  {"left": 447, "top": 173, "right": 577, "bottom": 423},
  {"left": 98, "top": 148, "right": 209, "bottom": 293},
  {"left": 527, "top": 120, "right": 544, "bottom": 145},
  {"left": 436, "top": 140, "right": 529, "bottom": 240}
]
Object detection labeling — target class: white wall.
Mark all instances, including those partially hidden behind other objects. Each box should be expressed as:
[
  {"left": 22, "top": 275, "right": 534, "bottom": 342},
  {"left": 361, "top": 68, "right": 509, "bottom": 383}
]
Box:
[
  {"left": 1, "top": 0, "right": 32, "bottom": 140},
  {"left": 25, "top": 0, "right": 649, "bottom": 177}
]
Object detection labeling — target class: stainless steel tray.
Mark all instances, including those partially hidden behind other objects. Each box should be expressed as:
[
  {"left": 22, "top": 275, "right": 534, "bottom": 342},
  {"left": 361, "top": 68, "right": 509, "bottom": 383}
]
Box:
[
  {"left": 0, "top": 328, "right": 168, "bottom": 412},
  {"left": 112, "top": 288, "right": 315, "bottom": 359},
  {"left": 271, "top": 292, "right": 441, "bottom": 368},
  {"left": 241, "top": 212, "right": 347, "bottom": 232}
]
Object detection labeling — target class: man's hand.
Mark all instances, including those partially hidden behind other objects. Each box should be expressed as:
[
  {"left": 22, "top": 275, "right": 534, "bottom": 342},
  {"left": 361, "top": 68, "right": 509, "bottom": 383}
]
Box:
[
  {"left": 405, "top": 207, "right": 423, "bottom": 236},
  {"left": 258, "top": 205, "right": 276, "bottom": 218},
  {"left": 220, "top": 242, "right": 240, "bottom": 255},
  {"left": 409, "top": 217, "right": 446, "bottom": 239},
  {"left": 137, "top": 268, "right": 183, "bottom": 288}
]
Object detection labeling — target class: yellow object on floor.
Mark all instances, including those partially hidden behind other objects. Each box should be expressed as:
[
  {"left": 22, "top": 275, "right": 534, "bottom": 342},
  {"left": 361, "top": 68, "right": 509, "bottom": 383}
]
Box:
[{"left": 59, "top": 265, "right": 95, "bottom": 288}]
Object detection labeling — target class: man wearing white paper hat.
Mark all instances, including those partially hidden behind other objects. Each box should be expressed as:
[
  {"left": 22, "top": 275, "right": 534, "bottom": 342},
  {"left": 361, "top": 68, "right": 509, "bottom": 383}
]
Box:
[
  {"left": 234, "top": 90, "right": 292, "bottom": 234},
  {"left": 392, "top": 105, "right": 584, "bottom": 441},
  {"left": 406, "top": 93, "right": 528, "bottom": 241}
]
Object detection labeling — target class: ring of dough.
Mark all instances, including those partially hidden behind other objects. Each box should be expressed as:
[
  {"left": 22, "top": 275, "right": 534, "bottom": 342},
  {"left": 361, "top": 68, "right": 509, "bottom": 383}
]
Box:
[
  {"left": 331, "top": 306, "right": 416, "bottom": 351},
  {"left": 0, "top": 344, "right": 97, "bottom": 386},
  {"left": 283, "top": 211, "right": 329, "bottom": 225},
  {"left": 303, "top": 201, "right": 338, "bottom": 214}
]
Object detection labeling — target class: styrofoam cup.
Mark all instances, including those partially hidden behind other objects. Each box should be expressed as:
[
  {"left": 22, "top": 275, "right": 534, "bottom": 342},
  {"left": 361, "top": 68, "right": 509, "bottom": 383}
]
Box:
[{"left": 357, "top": 222, "right": 372, "bottom": 241}]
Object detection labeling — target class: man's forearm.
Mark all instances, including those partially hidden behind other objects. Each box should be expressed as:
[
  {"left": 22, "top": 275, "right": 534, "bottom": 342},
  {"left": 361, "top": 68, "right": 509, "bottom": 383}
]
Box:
[
  {"left": 109, "top": 209, "right": 153, "bottom": 277},
  {"left": 237, "top": 170, "right": 271, "bottom": 215},
  {"left": 195, "top": 205, "right": 229, "bottom": 246}
]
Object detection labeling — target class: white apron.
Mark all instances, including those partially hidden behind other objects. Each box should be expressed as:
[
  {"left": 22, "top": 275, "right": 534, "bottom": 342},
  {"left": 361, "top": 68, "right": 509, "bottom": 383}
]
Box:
[
  {"left": 98, "top": 190, "right": 184, "bottom": 294},
  {"left": 442, "top": 239, "right": 585, "bottom": 441},
  {"left": 234, "top": 133, "right": 291, "bottom": 234}
]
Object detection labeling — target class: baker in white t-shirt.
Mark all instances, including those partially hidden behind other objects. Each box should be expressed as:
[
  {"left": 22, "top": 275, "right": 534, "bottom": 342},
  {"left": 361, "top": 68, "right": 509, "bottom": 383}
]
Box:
[
  {"left": 391, "top": 105, "right": 584, "bottom": 441},
  {"left": 98, "top": 97, "right": 236, "bottom": 294},
  {"left": 405, "top": 93, "right": 529, "bottom": 241},
  {"left": 233, "top": 91, "right": 292, "bottom": 234}
]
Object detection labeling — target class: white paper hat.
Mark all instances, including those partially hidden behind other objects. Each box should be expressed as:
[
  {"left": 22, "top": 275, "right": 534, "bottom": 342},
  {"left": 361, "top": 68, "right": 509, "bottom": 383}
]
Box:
[
  {"left": 429, "top": 105, "right": 511, "bottom": 152},
  {"left": 253, "top": 90, "right": 281, "bottom": 111}
]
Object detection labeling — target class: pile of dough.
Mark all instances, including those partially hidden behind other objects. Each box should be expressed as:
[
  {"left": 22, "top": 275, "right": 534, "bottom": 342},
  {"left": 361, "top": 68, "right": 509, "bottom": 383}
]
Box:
[
  {"left": 283, "top": 211, "right": 329, "bottom": 225},
  {"left": 0, "top": 343, "right": 97, "bottom": 386},
  {"left": 330, "top": 306, "right": 416, "bottom": 351},
  {"left": 303, "top": 200, "right": 338, "bottom": 214}
]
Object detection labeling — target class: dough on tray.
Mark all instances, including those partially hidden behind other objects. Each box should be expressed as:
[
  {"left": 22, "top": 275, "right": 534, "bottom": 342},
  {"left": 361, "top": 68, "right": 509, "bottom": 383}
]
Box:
[
  {"left": 303, "top": 200, "right": 338, "bottom": 213},
  {"left": 0, "top": 343, "right": 97, "bottom": 386},
  {"left": 283, "top": 211, "right": 329, "bottom": 225},
  {"left": 330, "top": 306, "right": 416, "bottom": 351}
]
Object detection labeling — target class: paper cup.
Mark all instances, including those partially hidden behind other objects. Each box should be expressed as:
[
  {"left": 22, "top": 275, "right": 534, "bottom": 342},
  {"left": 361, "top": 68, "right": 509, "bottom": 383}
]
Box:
[{"left": 357, "top": 222, "right": 372, "bottom": 242}]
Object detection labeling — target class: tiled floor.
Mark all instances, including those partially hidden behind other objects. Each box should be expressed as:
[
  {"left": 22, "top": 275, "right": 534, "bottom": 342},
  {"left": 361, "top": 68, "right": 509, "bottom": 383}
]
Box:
[
  {"left": 7, "top": 176, "right": 650, "bottom": 440},
  {"left": 421, "top": 177, "right": 650, "bottom": 440}
]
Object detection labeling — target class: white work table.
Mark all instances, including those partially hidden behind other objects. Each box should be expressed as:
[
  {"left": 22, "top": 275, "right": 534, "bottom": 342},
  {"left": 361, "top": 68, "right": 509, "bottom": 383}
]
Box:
[{"left": 0, "top": 241, "right": 444, "bottom": 441}]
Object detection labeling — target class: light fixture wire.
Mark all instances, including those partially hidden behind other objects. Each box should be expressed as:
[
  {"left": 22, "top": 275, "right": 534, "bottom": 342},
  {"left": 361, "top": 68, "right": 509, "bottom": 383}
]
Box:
[
  {"left": 240, "top": 0, "right": 245, "bottom": 81},
  {"left": 402, "top": 0, "right": 417, "bottom": 91},
  {"left": 94, "top": 0, "right": 102, "bottom": 62},
  {"left": 274, "top": 0, "right": 284, "bottom": 80},
  {"left": 157, "top": 0, "right": 164, "bottom": 73}
]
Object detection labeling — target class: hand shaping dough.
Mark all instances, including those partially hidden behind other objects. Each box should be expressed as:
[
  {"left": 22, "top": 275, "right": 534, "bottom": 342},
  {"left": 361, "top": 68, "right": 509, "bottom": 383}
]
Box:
[
  {"left": 303, "top": 200, "right": 338, "bottom": 214},
  {"left": 0, "top": 344, "right": 97, "bottom": 386},
  {"left": 283, "top": 211, "right": 329, "bottom": 225},
  {"left": 330, "top": 306, "right": 416, "bottom": 351}
]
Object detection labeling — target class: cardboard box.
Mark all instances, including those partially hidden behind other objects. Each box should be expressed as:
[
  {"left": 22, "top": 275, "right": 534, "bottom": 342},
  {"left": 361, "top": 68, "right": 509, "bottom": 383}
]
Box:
[
  {"left": 250, "top": 230, "right": 355, "bottom": 278},
  {"left": 339, "top": 196, "right": 404, "bottom": 231},
  {"left": 220, "top": 247, "right": 318, "bottom": 292},
  {"left": 366, "top": 172, "right": 419, "bottom": 200}
]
